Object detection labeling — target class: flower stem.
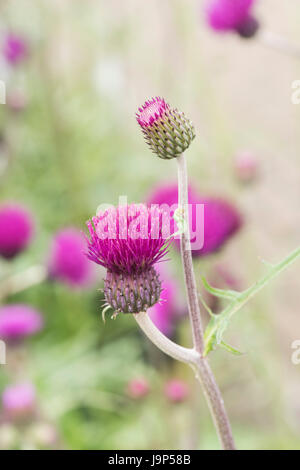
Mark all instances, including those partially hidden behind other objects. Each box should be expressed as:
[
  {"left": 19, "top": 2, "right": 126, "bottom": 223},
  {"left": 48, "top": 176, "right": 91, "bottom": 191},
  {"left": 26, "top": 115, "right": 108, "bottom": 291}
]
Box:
[
  {"left": 257, "top": 30, "right": 300, "bottom": 60},
  {"left": 134, "top": 312, "right": 198, "bottom": 364},
  {"left": 0, "top": 265, "right": 47, "bottom": 301},
  {"left": 176, "top": 153, "right": 235, "bottom": 450},
  {"left": 134, "top": 311, "right": 235, "bottom": 450},
  {"left": 177, "top": 154, "right": 204, "bottom": 354}
]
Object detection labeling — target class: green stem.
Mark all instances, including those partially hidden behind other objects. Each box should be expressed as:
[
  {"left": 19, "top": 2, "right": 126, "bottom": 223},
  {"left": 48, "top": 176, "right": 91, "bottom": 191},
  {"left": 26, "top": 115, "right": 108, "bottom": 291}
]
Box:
[{"left": 176, "top": 154, "right": 236, "bottom": 450}]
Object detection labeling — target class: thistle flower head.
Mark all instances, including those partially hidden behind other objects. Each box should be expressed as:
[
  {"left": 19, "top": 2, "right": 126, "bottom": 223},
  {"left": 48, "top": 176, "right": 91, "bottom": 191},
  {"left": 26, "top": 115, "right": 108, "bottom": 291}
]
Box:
[
  {"left": 86, "top": 204, "right": 171, "bottom": 314},
  {"left": 205, "top": 0, "right": 259, "bottom": 38},
  {"left": 2, "top": 383, "right": 36, "bottom": 421},
  {"left": 48, "top": 228, "right": 95, "bottom": 289},
  {"left": 86, "top": 204, "right": 170, "bottom": 274},
  {"left": 136, "top": 97, "right": 195, "bottom": 160},
  {"left": 3, "top": 34, "right": 28, "bottom": 65},
  {"left": 0, "top": 304, "right": 43, "bottom": 341},
  {"left": 0, "top": 204, "right": 34, "bottom": 260}
]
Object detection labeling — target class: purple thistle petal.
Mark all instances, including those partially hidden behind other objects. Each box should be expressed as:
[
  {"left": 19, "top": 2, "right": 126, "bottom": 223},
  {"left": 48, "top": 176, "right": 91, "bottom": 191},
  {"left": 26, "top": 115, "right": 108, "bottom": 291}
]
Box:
[{"left": 85, "top": 204, "right": 171, "bottom": 275}]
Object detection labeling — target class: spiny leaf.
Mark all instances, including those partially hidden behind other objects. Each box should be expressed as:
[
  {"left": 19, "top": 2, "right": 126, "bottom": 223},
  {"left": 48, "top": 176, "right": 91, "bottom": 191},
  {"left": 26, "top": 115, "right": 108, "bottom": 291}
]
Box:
[
  {"left": 203, "top": 245, "right": 300, "bottom": 356},
  {"left": 202, "top": 277, "right": 240, "bottom": 301},
  {"left": 198, "top": 292, "right": 215, "bottom": 317},
  {"left": 220, "top": 341, "right": 244, "bottom": 356}
]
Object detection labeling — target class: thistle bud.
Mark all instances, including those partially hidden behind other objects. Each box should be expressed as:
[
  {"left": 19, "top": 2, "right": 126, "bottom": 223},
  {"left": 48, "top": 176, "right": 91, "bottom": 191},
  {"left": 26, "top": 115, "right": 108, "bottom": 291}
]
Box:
[{"left": 136, "top": 97, "right": 195, "bottom": 160}]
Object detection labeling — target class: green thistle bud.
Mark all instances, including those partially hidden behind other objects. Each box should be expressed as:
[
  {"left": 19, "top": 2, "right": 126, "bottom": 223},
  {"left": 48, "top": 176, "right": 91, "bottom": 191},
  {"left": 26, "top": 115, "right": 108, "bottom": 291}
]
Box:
[{"left": 136, "top": 97, "right": 195, "bottom": 160}]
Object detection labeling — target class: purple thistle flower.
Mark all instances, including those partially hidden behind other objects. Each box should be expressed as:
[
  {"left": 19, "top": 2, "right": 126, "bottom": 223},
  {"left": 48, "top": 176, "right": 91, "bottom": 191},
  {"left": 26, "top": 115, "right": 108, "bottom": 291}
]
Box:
[
  {"left": 0, "top": 304, "right": 43, "bottom": 341},
  {"left": 3, "top": 34, "right": 28, "bottom": 66},
  {"left": 86, "top": 204, "right": 171, "bottom": 314},
  {"left": 0, "top": 204, "right": 34, "bottom": 260},
  {"left": 205, "top": 0, "right": 259, "bottom": 38},
  {"left": 48, "top": 228, "right": 95, "bottom": 289},
  {"left": 136, "top": 97, "right": 195, "bottom": 160},
  {"left": 2, "top": 383, "right": 36, "bottom": 420},
  {"left": 147, "top": 182, "right": 242, "bottom": 257}
]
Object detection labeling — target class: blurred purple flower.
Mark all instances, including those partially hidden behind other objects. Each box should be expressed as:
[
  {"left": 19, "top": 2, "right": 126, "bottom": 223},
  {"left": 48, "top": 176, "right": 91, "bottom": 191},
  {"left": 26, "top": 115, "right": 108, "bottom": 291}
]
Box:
[
  {"left": 49, "top": 228, "right": 95, "bottom": 289},
  {"left": 147, "top": 182, "right": 242, "bottom": 257},
  {"left": 164, "top": 379, "right": 189, "bottom": 403},
  {"left": 126, "top": 378, "right": 150, "bottom": 399},
  {"left": 0, "top": 204, "right": 34, "bottom": 259},
  {"left": 3, "top": 34, "right": 28, "bottom": 65},
  {"left": 148, "top": 277, "right": 179, "bottom": 337},
  {"left": 0, "top": 304, "right": 43, "bottom": 341},
  {"left": 205, "top": 0, "right": 258, "bottom": 37},
  {"left": 235, "top": 151, "right": 258, "bottom": 183},
  {"left": 7, "top": 90, "right": 28, "bottom": 112},
  {"left": 2, "top": 383, "right": 36, "bottom": 420}
]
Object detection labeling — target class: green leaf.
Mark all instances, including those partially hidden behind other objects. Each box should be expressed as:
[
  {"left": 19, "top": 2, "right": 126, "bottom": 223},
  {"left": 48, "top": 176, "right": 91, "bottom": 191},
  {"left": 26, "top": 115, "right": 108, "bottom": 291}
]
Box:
[
  {"left": 220, "top": 341, "right": 244, "bottom": 356},
  {"left": 198, "top": 292, "right": 215, "bottom": 317},
  {"left": 202, "top": 276, "right": 240, "bottom": 301},
  {"left": 203, "top": 245, "right": 300, "bottom": 356}
]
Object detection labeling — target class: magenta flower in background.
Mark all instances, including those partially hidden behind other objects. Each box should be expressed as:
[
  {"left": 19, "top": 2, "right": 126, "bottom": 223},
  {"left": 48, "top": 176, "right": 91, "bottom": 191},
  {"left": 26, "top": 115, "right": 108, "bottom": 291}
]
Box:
[
  {"left": 7, "top": 90, "right": 28, "bottom": 113},
  {"left": 86, "top": 204, "right": 171, "bottom": 314},
  {"left": 235, "top": 151, "right": 258, "bottom": 183},
  {"left": 126, "top": 378, "right": 150, "bottom": 399},
  {"left": 3, "top": 34, "right": 28, "bottom": 65},
  {"left": 164, "top": 379, "right": 189, "bottom": 403},
  {"left": 2, "top": 383, "right": 36, "bottom": 420},
  {"left": 0, "top": 204, "right": 34, "bottom": 260},
  {"left": 148, "top": 278, "right": 179, "bottom": 337},
  {"left": 0, "top": 304, "right": 43, "bottom": 341},
  {"left": 205, "top": 0, "right": 259, "bottom": 38},
  {"left": 147, "top": 182, "right": 242, "bottom": 257},
  {"left": 49, "top": 228, "right": 95, "bottom": 288}
]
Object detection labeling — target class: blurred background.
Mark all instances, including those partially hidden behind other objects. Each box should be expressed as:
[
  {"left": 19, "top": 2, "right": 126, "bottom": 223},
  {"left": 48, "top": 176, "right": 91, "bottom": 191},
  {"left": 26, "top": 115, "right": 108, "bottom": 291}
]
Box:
[{"left": 0, "top": 0, "right": 300, "bottom": 450}]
